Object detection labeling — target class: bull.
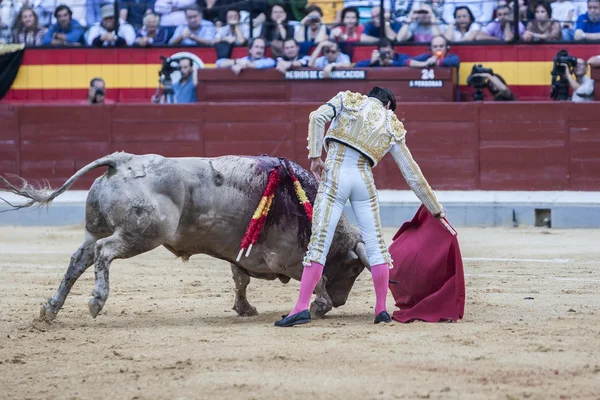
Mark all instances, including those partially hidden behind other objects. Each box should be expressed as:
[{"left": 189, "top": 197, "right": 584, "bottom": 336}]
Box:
[{"left": 0, "top": 152, "right": 371, "bottom": 322}]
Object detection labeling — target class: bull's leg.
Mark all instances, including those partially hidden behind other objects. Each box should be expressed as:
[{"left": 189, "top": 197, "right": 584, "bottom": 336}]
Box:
[
  {"left": 310, "top": 276, "right": 333, "bottom": 319},
  {"left": 230, "top": 264, "right": 258, "bottom": 317},
  {"left": 88, "top": 233, "right": 122, "bottom": 318},
  {"left": 40, "top": 233, "right": 97, "bottom": 322}
]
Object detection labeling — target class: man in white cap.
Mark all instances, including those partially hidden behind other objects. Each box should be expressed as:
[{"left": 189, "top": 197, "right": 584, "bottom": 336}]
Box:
[{"left": 86, "top": 4, "right": 136, "bottom": 47}]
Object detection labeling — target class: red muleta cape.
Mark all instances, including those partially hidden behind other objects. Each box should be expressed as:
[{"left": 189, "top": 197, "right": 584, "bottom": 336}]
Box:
[{"left": 388, "top": 205, "right": 465, "bottom": 323}]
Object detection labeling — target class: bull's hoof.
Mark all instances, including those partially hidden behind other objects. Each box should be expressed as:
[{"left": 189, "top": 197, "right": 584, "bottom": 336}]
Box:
[
  {"left": 233, "top": 303, "right": 258, "bottom": 317},
  {"left": 88, "top": 297, "right": 104, "bottom": 319},
  {"left": 39, "top": 302, "right": 57, "bottom": 322},
  {"left": 310, "top": 297, "right": 333, "bottom": 319}
]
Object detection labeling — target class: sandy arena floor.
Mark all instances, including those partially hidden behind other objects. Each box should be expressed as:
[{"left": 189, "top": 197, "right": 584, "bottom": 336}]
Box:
[{"left": 0, "top": 225, "right": 599, "bottom": 400}]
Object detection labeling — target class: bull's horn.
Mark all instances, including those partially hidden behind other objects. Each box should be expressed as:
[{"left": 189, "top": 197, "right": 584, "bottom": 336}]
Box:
[{"left": 355, "top": 242, "right": 371, "bottom": 271}]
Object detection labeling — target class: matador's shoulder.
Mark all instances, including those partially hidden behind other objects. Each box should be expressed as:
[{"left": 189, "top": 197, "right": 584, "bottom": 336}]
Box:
[
  {"left": 387, "top": 111, "right": 407, "bottom": 141},
  {"left": 339, "top": 90, "right": 369, "bottom": 111}
]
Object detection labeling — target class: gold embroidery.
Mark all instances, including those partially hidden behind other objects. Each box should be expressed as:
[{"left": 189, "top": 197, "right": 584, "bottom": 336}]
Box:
[{"left": 324, "top": 93, "right": 397, "bottom": 166}]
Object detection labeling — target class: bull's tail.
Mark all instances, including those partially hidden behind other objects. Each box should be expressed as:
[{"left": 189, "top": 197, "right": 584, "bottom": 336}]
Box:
[{"left": 0, "top": 155, "right": 118, "bottom": 212}]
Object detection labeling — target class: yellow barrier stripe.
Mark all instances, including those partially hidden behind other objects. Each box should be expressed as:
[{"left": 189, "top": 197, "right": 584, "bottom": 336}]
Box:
[
  {"left": 12, "top": 63, "right": 216, "bottom": 90},
  {"left": 12, "top": 61, "right": 576, "bottom": 89}
]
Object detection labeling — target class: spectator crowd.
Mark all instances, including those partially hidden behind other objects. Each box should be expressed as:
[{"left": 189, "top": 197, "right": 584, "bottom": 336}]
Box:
[{"left": 1, "top": 0, "right": 600, "bottom": 48}]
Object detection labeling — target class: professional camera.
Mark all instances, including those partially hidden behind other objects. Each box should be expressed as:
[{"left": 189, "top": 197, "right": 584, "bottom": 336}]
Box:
[
  {"left": 466, "top": 64, "right": 494, "bottom": 101},
  {"left": 159, "top": 56, "right": 181, "bottom": 85},
  {"left": 157, "top": 55, "right": 181, "bottom": 103},
  {"left": 550, "top": 50, "right": 576, "bottom": 101},
  {"left": 380, "top": 50, "right": 392, "bottom": 61}
]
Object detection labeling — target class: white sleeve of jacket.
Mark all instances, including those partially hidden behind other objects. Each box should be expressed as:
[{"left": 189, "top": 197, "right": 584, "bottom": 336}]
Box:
[
  {"left": 307, "top": 92, "right": 343, "bottom": 159},
  {"left": 389, "top": 140, "right": 444, "bottom": 216}
]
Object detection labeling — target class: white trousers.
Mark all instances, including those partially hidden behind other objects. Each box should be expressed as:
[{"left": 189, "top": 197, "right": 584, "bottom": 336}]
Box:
[{"left": 303, "top": 141, "right": 392, "bottom": 268}]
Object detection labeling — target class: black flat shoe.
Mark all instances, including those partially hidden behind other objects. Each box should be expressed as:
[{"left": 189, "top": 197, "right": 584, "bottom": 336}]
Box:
[
  {"left": 274, "top": 310, "right": 311, "bottom": 327},
  {"left": 374, "top": 311, "right": 392, "bottom": 324}
]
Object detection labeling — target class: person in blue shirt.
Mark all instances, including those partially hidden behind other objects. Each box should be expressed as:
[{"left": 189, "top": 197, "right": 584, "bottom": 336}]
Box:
[
  {"left": 169, "top": 5, "right": 216, "bottom": 46},
  {"left": 215, "top": 37, "right": 276, "bottom": 75},
  {"left": 361, "top": 6, "right": 403, "bottom": 42},
  {"left": 354, "top": 38, "right": 409, "bottom": 67},
  {"left": 172, "top": 58, "right": 197, "bottom": 103},
  {"left": 574, "top": 0, "right": 600, "bottom": 40},
  {"left": 42, "top": 5, "right": 85, "bottom": 46},
  {"left": 404, "top": 35, "right": 460, "bottom": 68}
]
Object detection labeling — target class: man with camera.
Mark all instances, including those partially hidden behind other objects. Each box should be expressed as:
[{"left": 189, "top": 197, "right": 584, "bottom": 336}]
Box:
[
  {"left": 152, "top": 58, "right": 198, "bottom": 103},
  {"left": 396, "top": 4, "right": 445, "bottom": 43},
  {"left": 307, "top": 40, "right": 351, "bottom": 78},
  {"left": 562, "top": 58, "right": 594, "bottom": 102},
  {"left": 87, "top": 78, "right": 113, "bottom": 105},
  {"left": 467, "top": 65, "right": 516, "bottom": 101},
  {"left": 354, "top": 38, "right": 408, "bottom": 67}
]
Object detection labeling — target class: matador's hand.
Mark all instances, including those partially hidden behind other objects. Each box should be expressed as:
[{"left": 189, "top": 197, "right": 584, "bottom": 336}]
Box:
[{"left": 310, "top": 157, "right": 326, "bottom": 181}]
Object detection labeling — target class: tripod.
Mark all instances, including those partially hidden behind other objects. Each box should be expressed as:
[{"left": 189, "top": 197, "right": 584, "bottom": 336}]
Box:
[{"left": 153, "top": 76, "right": 177, "bottom": 104}]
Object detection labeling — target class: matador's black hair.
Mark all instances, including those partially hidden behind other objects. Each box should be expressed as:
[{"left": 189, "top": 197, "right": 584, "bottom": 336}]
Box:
[{"left": 367, "top": 86, "right": 397, "bottom": 111}]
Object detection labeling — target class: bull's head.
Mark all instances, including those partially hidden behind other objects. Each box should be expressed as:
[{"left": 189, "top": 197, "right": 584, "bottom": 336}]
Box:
[{"left": 323, "top": 226, "right": 372, "bottom": 308}]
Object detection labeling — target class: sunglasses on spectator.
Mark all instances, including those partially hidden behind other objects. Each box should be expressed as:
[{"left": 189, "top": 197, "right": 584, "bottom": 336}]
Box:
[{"left": 324, "top": 49, "right": 338, "bottom": 54}]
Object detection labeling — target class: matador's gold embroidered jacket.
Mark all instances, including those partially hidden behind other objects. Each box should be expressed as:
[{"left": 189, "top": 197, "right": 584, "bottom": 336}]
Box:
[{"left": 307, "top": 90, "right": 444, "bottom": 215}]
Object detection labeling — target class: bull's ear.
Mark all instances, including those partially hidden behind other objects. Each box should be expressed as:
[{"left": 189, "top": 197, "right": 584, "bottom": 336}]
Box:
[{"left": 354, "top": 242, "right": 371, "bottom": 272}]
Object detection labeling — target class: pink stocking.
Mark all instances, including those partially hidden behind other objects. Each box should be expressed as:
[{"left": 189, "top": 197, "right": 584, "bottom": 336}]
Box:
[
  {"left": 289, "top": 262, "right": 324, "bottom": 315},
  {"left": 371, "top": 263, "right": 389, "bottom": 315}
]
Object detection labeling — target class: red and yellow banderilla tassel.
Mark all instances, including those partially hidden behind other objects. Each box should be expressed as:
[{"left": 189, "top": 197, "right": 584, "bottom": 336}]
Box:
[
  {"left": 237, "top": 159, "right": 314, "bottom": 262},
  {"left": 237, "top": 167, "right": 282, "bottom": 261},
  {"left": 283, "top": 158, "right": 313, "bottom": 221}
]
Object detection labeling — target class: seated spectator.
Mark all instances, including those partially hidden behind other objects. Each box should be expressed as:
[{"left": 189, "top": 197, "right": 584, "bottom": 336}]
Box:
[
  {"left": 574, "top": 0, "right": 600, "bottom": 40},
  {"left": 169, "top": 5, "right": 215, "bottom": 46},
  {"left": 294, "top": 5, "right": 329, "bottom": 46},
  {"left": 405, "top": 35, "right": 460, "bottom": 67},
  {"left": 330, "top": 6, "right": 364, "bottom": 42},
  {"left": 396, "top": 4, "right": 446, "bottom": 42},
  {"left": 135, "top": 13, "right": 169, "bottom": 46},
  {"left": 354, "top": 37, "right": 408, "bottom": 66},
  {"left": 414, "top": 0, "right": 446, "bottom": 23},
  {"left": 215, "top": 36, "right": 276, "bottom": 75},
  {"left": 563, "top": 58, "right": 594, "bottom": 101},
  {"left": 12, "top": 6, "right": 47, "bottom": 47},
  {"left": 154, "top": 0, "right": 196, "bottom": 29},
  {"left": 87, "top": 5, "right": 136, "bottom": 47},
  {"left": 475, "top": 5, "right": 525, "bottom": 41},
  {"left": 361, "top": 6, "right": 402, "bottom": 42},
  {"left": 42, "top": 5, "right": 85, "bottom": 46},
  {"left": 120, "top": 0, "right": 154, "bottom": 31},
  {"left": 273, "top": 0, "right": 308, "bottom": 22},
  {"left": 308, "top": 39, "right": 351, "bottom": 77},
  {"left": 522, "top": 1, "right": 561, "bottom": 41},
  {"left": 307, "top": 0, "right": 343, "bottom": 24},
  {"left": 3, "top": 0, "right": 55, "bottom": 28},
  {"left": 443, "top": 6, "right": 480, "bottom": 41},
  {"left": 275, "top": 38, "right": 311, "bottom": 73},
  {"left": 213, "top": 7, "right": 249, "bottom": 46},
  {"left": 442, "top": 0, "right": 495, "bottom": 25},
  {"left": 260, "top": 4, "right": 295, "bottom": 57},
  {"left": 551, "top": 0, "right": 576, "bottom": 40},
  {"left": 342, "top": 0, "right": 384, "bottom": 24}
]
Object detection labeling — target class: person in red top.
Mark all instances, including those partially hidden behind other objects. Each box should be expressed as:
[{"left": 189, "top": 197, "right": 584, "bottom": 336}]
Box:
[{"left": 330, "top": 6, "right": 364, "bottom": 42}]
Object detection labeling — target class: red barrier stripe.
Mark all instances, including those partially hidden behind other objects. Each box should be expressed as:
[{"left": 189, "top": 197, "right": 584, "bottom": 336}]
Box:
[
  {"left": 18, "top": 44, "right": 600, "bottom": 66},
  {"left": 3, "top": 85, "right": 553, "bottom": 103}
]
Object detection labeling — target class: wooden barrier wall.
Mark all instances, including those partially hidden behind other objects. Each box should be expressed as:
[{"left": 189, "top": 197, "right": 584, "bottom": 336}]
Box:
[{"left": 1, "top": 103, "right": 599, "bottom": 191}]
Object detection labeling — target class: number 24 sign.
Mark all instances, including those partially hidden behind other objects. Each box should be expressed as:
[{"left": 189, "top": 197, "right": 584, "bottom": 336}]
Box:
[{"left": 421, "top": 69, "right": 435, "bottom": 80}]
